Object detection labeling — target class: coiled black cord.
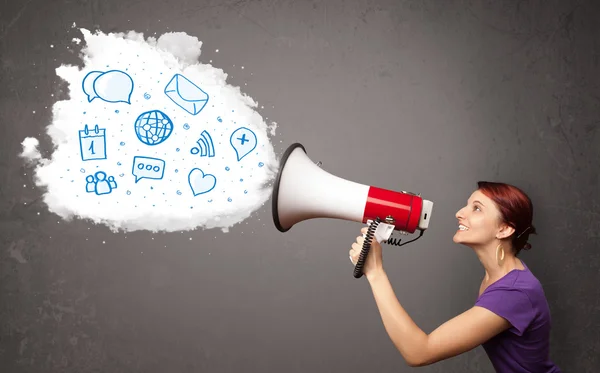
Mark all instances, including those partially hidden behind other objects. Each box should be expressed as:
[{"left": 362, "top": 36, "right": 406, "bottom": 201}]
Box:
[
  {"left": 353, "top": 217, "right": 381, "bottom": 278},
  {"left": 353, "top": 217, "right": 425, "bottom": 278}
]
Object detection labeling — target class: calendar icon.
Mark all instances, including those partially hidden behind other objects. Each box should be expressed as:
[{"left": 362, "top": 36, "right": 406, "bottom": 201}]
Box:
[{"left": 79, "top": 124, "right": 107, "bottom": 161}]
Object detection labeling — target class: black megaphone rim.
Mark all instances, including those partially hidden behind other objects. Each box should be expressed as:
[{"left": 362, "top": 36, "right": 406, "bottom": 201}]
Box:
[{"left": 272, "top": 142, "right": 307, "bottom": 232}]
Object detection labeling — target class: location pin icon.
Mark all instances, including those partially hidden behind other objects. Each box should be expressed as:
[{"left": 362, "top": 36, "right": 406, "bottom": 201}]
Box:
[{"left": 230, "top": 127, "right": 257, "bottom": 161}]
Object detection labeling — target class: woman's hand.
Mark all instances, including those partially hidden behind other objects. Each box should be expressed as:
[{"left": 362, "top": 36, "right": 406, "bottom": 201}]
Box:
[{"left": 349, "top": 227, "right": 385, "bottom": 280}]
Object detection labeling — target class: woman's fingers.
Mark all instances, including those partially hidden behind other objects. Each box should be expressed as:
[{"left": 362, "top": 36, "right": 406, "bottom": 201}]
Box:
[
  {"left": 348, "top": 247, "right": 355, "bottom": 264},
  {"left": 350, "top": 231, "right": 368, "bottom": 265},
  {"left": 350, "top": 241, "right": 364, "bottom": 264}
]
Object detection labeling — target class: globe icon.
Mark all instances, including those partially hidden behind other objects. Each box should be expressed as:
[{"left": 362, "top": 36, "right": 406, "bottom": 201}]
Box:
[{"left": 134, "top": 110, "right": 174, "bottom": 146}]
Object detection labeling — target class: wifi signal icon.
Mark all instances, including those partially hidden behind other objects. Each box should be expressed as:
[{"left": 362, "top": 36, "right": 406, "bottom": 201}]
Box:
[{"left": 190, "top": 130, "right": 215, "bottom": 157}]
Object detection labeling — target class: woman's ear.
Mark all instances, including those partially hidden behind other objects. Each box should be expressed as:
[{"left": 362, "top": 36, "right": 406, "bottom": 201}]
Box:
[{"left": 496, "top": 224, "right": 516, "bottom": 240}]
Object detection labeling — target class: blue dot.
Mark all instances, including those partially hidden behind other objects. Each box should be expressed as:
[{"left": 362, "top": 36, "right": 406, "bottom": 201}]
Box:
[
  {"left": 175, "top": 169, "right": 179, "bottom": 173},
  {"left": 258, "top": 162, "right": 264, "bottom": 167},
  {"left": 126, "top": 190, "right": 131, "bottom": 195},
  {"left": 120, "top": 142, "right": 125, "bottom": 146},
  {"left": 176, "top": 190, "right": 182, "bottom": 195},
  {"left": 225, "top": 166, "right": 230, "bottom": 171},
  {"left": 115, "top": 110, "right": 119, "bottom": 113},
  {"left": 244, "top": 190, "right": 248, "bottom": 194},
  {"left": 240, "top": 178, "right": 243, "bottom": 182},
  {"left": 80, "top": 168, "right": 85, "bottom": 173},
  {"left": 176, "top": 148, "right": 180, "bottom": 152},
  {"left": 183, "top": 123, "right": 190, "bottom": 130},
  {"left": 117, "top": 162, "right": 122, "bottom": 166},
  {"left": 227, "top": 197, "right": 232, "bottom": 202}
]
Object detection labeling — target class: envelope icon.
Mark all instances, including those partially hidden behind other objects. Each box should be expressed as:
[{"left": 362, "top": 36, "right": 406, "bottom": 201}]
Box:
[{"left": 164, "top": 74, "right": 209, "bottom": 116}]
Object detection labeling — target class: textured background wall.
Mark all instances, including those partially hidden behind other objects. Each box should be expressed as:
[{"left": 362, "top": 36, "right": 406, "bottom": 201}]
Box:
[{"left": 1, "top": 0, "right": 599, "bottom": 372}]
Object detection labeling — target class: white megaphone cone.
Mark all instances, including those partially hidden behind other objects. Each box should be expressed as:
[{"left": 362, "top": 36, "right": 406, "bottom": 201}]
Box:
[{"left": 271, "top": 143, "right": 434, "bottom": 278}]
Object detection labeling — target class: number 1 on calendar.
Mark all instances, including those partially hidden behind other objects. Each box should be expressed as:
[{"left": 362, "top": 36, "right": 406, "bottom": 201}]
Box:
[{"left": 79, "top": 124, "right": 107, "bottom": 161}]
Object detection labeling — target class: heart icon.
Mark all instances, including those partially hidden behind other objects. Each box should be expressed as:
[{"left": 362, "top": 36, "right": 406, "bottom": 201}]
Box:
[{"left": 188, "top": 168, "right": 217, "bottom": 196}]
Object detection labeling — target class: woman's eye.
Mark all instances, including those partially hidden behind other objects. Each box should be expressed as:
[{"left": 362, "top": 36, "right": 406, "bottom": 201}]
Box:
[{"left": 473, "top": 206, "right": 481, "bottom": 211}]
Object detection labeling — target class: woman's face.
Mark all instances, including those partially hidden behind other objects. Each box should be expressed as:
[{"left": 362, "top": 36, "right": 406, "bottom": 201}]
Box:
[{"left": 453, "top": 190, "right": 503, "bottom": 247}]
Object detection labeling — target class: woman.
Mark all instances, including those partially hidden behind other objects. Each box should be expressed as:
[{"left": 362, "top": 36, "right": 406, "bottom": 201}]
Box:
[{"left": 349, "top": 181, "right": 561, "bottom": 372}]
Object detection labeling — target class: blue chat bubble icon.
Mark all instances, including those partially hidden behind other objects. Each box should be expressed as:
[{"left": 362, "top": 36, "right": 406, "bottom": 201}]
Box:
[
  {"left": 230, "top": 127, "right": 257, "bottom": 162},
  {"left": 132, "top": 156, "right": 166, "bottom": 183},
  {"left": 82, "top": 70, "right": 134, "bottom": 104}
]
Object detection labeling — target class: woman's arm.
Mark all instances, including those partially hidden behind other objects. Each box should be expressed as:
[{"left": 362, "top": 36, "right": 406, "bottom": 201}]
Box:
[{"left": 367, "top": 270, "right": 511, "bottom": 367}]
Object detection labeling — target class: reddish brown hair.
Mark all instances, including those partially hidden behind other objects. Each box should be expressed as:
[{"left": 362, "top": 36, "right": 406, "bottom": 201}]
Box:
[{"left": 477, "top": 181, "right": 537, "bottom": 256}]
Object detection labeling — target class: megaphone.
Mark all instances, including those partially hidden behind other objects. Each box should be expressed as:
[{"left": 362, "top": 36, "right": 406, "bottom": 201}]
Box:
[{"left": 271, "top": 143, "right": 434, "bottom": 278}]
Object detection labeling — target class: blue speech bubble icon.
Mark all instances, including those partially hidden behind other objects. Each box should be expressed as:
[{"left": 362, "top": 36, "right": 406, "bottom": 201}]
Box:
[
  {"left": 132, "top": 156, "right": 165, "bottom": 183},
  {"left": 82, "top": 70, "right": 134, "bottom": 104},
  {"left": 230, "top": 127, "right": 257, "bottom": 162}
]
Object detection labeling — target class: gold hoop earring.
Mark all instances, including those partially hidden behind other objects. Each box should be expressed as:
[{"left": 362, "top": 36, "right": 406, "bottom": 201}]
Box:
[{"left": 496, "top": 244, "right": 505, "bottom": 266}]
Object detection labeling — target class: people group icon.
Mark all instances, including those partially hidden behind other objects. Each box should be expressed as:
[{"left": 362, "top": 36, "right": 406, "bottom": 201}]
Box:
[{"left": 86, "top": 171, "right": 117, "bottom": 195}]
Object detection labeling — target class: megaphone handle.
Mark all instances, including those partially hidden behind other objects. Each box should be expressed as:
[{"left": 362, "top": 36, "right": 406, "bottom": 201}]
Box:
[{"left": 353, "top": 217, "right": 381, "bottom": 278}]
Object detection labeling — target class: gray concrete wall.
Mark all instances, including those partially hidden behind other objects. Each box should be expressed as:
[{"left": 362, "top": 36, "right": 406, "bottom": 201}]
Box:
[{"left": 1, "top": 1, "right": 598, "bottom": 372}]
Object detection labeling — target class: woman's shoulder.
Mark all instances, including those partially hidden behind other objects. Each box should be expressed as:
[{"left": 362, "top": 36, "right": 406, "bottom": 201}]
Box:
[
  {"left": 517, "top": 266, "right": 553, "bottom": 307},
  {"left": 488, "top": 265, "right": 551, "bottom": 311}
]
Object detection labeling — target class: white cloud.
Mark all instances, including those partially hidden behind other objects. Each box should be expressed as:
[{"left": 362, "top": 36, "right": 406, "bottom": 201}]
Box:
[
  {"left": 20, "top": 137, "right": 42, "bottom": 162},
  {"left": 21, "top": 28, "right": 279, "bottom": 233}
]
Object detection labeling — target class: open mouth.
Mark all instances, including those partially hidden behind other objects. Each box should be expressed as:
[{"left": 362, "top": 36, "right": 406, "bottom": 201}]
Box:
[{"left": 458, "top": 224, "right": 469, "bottom": 231}]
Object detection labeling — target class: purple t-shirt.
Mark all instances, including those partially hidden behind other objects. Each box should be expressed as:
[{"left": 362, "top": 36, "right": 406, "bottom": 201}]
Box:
[{"left": 475, "top": 260, "right": 562, "bottom": 373}]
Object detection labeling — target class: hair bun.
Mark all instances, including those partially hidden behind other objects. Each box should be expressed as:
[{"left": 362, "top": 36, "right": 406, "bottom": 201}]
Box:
[{"left": 523, "top": 242, "right": 532, "bottom": 250}]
